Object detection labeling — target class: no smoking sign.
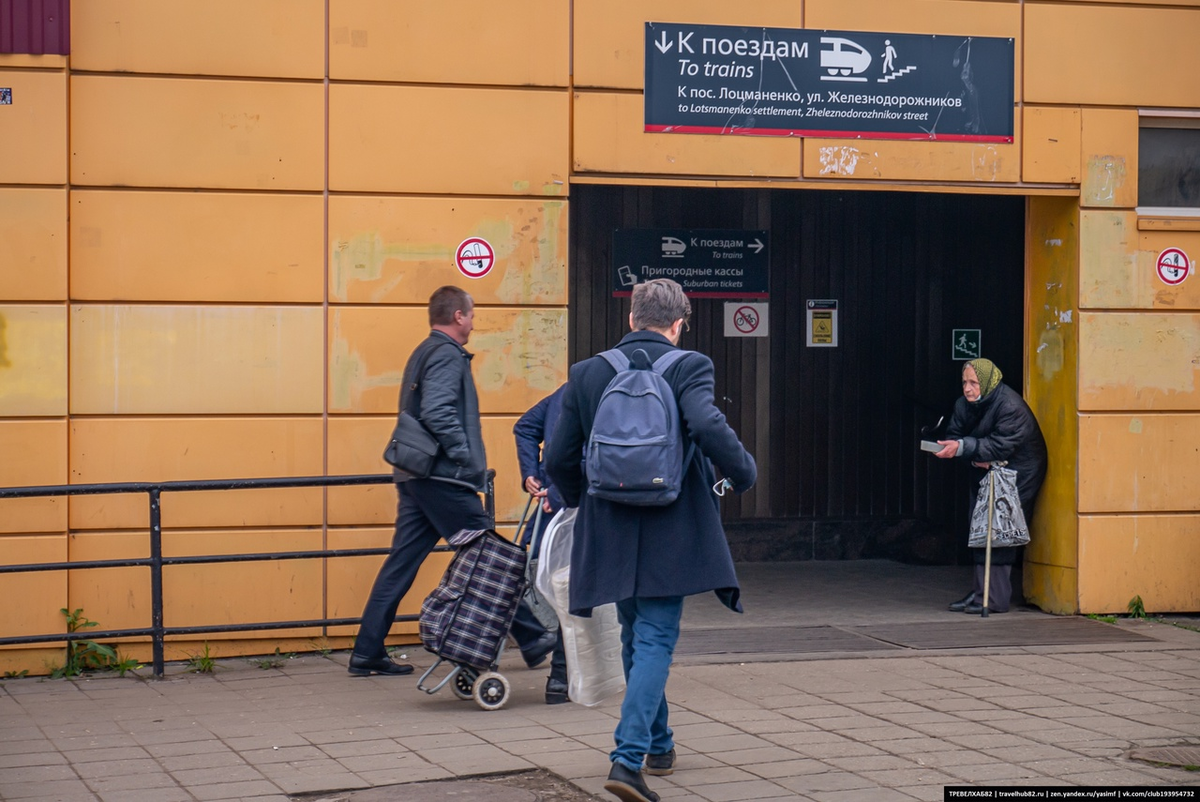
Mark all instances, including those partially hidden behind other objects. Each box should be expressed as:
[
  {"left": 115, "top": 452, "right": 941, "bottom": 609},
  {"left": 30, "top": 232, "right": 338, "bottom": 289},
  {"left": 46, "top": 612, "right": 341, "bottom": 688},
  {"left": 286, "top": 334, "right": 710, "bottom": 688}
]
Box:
[
  {"left": 724, "top": 302, "right": 768, "bottom": 338},
  {"left": 1156, "top": 247, "right": 1191, "bottom": 286},
  {"left": 455, "top": 237, "right": 495, "bottom": 280}
]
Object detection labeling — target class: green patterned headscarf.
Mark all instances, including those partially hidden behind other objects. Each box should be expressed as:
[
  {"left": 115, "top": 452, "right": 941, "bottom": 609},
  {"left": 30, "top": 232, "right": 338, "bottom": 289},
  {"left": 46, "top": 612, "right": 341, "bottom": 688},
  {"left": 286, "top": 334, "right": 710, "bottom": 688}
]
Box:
[{"left": 966, "top": 358, "right": 1003, "bottom": 399}]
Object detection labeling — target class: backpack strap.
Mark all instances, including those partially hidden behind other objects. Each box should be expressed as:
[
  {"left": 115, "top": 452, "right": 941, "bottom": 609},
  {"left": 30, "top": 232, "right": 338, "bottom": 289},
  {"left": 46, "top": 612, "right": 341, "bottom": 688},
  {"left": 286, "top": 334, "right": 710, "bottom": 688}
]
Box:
[
  {"left": 651, "top": 349, "right": 698, "bottom": 471},
  {"left": 598, "top": 348, "right": 628, "bottom": 374},
  {"left": 650, "top": 348, "right": 689, "bottom": 375}
]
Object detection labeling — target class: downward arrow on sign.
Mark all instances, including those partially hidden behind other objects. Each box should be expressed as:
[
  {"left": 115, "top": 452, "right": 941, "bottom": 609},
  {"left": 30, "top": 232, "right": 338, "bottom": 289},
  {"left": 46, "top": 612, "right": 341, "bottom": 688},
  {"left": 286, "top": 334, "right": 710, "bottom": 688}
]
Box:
[{"left": 655, "top": 32, "right": 673, "bottom": 53}]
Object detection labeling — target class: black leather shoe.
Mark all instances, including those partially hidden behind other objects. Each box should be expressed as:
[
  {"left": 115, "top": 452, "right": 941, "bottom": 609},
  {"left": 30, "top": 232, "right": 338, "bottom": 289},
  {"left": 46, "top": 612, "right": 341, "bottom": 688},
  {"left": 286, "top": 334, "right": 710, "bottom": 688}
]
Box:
[
  {"left": 545, "top": 677, "right": 569, "bottom": 705},
  {"left": 948, "top": 591, "right": 976, "bottom": 612},
  {"left": 963, "top": 602, "right": 1008, "bottom": 615},
  {"left": 644, "top": 748, "right": 676, "bottom": 776},
  {"left": 521, "top": 631, "right": 557, "bottom": 669},
  {"left": 603, "top": 762, "right": 659, "bottom": 802},
  {"left": 347, "top": 653, "right": 414, "bottom": 676}
]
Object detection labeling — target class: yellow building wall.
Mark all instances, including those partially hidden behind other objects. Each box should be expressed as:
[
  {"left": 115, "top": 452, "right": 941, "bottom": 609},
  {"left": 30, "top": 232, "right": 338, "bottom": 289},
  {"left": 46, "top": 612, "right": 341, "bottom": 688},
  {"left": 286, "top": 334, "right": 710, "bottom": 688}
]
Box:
[
  {"left": 3, "top": 0, "right": 1200, "bottom": 673},
  {"left": 0, "top": 0, "right": 571, "bottom": 675}
]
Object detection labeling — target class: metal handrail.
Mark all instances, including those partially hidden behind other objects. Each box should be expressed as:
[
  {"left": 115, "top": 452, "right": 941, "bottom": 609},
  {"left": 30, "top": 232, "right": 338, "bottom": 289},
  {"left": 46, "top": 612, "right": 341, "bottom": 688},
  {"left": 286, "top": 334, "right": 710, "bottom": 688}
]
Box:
[{"left": 0, "top": 471, "right": 497, "bottom": 677}]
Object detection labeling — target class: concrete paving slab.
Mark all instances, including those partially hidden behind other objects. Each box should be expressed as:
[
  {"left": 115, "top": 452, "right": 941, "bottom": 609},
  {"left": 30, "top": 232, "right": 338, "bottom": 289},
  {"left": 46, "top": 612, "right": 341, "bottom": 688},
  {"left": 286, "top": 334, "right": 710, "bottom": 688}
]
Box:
[{"left": 1, "top": 561, "right": 1198, "bottom": 801}]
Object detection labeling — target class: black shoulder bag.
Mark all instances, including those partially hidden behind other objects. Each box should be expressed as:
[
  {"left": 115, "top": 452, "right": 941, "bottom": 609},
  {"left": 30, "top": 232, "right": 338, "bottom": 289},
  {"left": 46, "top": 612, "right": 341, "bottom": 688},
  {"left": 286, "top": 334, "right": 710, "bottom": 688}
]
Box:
[{"left": 382, "top": 343, "right": 446, "bottom": 478}]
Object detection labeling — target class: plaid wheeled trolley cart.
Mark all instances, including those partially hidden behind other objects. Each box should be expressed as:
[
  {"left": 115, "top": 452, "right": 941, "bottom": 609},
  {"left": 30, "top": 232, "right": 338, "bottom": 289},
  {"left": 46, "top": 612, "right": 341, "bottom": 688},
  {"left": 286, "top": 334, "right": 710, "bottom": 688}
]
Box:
[{"left": 415, "top": 526, "right": 530, "bottom": 711}]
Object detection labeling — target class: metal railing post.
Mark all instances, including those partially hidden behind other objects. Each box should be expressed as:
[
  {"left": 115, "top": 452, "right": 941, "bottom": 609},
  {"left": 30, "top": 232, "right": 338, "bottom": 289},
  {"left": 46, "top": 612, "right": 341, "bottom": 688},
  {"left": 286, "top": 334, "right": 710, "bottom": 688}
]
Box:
[{"left": 149, "top": 487, "right": 165, "bottom": 677}]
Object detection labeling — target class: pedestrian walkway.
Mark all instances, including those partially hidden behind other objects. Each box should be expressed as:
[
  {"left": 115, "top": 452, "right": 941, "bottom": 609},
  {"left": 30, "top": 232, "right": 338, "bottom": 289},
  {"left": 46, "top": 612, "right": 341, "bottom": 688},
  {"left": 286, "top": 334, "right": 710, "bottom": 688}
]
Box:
[{"left": 2, "top": 561, "right": 1198, "bottom": 801}]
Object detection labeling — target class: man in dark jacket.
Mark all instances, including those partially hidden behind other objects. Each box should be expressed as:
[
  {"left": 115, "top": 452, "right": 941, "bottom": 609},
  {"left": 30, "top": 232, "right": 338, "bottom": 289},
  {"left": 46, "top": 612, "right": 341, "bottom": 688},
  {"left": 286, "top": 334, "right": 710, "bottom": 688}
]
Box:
[
  {"left": 936, "top": 358, "right": 1048, "bottom": 614},
  {"left": 544, "top": 279, "right": 756, "bottom": 802},
  {"left": 349, "top": 286, "right": 553, "bottom": 676}
]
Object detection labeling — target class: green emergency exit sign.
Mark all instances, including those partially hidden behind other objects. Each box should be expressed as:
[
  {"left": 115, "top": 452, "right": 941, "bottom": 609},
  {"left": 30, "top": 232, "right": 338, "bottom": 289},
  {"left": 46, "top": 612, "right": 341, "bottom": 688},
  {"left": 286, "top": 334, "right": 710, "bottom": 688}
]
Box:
[{"left": 952, "top": 329, "right": 981, "bottom": 360}]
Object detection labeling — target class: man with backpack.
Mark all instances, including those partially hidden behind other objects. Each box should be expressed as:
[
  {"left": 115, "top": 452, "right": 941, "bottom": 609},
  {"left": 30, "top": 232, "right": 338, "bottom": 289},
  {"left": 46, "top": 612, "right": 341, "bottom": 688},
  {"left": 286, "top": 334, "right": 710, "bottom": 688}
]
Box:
[{"left": 544, "top": 278, "right": 757, "bottom": 802}]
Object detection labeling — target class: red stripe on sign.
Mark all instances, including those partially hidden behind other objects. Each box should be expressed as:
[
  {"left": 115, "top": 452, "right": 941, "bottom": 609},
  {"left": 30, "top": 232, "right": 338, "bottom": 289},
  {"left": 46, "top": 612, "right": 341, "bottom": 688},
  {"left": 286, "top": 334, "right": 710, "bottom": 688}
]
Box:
[
  {"left": 644, "top": 125, "right": 1012, "bottom": 144},
  {"left": 614, "top": 291, "right": 769, "bottom": 299}
]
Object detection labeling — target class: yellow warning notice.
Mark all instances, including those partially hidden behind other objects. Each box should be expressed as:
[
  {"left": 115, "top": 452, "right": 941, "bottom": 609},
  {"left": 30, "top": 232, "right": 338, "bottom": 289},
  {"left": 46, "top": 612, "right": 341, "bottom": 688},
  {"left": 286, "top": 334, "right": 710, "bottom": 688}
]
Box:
[{"left": 811, "top": 312, "right": 833, "bottom": 344}]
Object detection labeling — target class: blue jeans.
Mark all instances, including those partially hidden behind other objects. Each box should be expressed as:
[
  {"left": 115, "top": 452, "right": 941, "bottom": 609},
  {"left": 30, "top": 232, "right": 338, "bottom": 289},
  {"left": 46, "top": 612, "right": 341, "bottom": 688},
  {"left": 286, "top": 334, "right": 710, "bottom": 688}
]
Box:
[{"left": 611, "top": 596, "right": 683, "bottom": 772}]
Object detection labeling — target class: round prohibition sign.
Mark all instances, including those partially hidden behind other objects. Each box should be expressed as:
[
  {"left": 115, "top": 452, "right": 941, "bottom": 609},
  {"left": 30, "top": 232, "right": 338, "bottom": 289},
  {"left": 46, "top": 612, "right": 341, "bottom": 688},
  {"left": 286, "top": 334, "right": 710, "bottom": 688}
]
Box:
[
  {"left": 1156, "top": 247, "right": 1191, "bottom": 286},
  {"left": 733, "top": 305, "right": 760, "bottom": 334},
  {"left": 455, "top": 237, "right": 495, "bottom": 280}
]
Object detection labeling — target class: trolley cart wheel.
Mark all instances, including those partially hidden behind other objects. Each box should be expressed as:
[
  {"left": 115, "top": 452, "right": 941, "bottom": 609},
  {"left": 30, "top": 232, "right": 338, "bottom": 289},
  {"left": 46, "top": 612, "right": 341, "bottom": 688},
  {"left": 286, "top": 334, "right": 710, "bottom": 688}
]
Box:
[
  {"left": 452, "top": 667, "right": 478, "bottom": 701},
  {"left": 472, "top": 671, "right": 510, "bottom": 711}
]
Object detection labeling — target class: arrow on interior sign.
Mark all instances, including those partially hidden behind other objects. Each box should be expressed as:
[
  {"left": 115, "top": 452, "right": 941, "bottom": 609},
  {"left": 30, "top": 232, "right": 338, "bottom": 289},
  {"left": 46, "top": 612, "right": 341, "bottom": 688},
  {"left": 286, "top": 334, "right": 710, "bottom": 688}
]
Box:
[{"left": 749, "top": 238, "right": 765, "bottom": 254}]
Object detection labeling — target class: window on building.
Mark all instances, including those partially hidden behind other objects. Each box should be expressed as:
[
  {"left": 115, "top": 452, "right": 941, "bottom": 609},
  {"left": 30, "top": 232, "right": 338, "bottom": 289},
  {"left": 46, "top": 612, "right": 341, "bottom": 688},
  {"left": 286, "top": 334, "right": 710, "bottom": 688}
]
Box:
[{"left": 1139, "top": 117, "right": 1200, "bottom": 211}]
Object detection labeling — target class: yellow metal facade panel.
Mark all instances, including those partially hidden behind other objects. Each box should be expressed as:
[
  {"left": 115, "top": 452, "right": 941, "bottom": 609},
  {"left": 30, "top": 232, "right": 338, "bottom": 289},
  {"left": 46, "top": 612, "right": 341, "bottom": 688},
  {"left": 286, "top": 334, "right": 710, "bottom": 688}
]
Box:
[
  {"left": 806, "top": 0, "right": 1020, "bottom": 36},
  {"left": 574, "top": 92, "right": 800, "bottom": 177},
  {"left": 801, "top": 138, "right": 1020, "bottom": 183},
  {"left": 1079, "top": 210, "right": 1137, "bottom": 309},
  {"left": 573, "top": 0, "right": 802, "bottom": 90},
  {"left": 1079, "top": 414, "right": 1200, "bottom": 513},
  {"left": 1021, "top": 107, "right": 1081, "bottom": 185},
  {"left": 328, "top": 84, "right": 569, "bottom": 195},
  {"left": 67, "top": 532, "right": 148, "bottom": 632},
  {"left": 70, "top": 0, "right": 325, "bottom": 79},
  {"left": 327, "top": 417, "right": 395, "bottom": 526},
  {"left": 163, "top": 530, "right": 323, "bottom": 635},
  {"left": 0, "top": 54, "right": 66, "bottom": 69},
  {"left": 0, "top": 420, "right": 66, "bottom": 534},
  {"left": 1137, "top": 230, "right": 1200, "bottom": 311},
  {"left": 1079, "top": 516, "right": 1200, "bottom": 614},
  {"left": 68, "top": 418, "right": 324, "bottom": 530},
  {"left": 1025, "top": 196, "right": 1080, "bottom": 614},
  {"left": 329, "top": 196, "right": 568, "bottom": 305},
  {"left": 0, "top": 188, "right": 66, "bottom": 301},
  {"left": 0, "top": 535, "right": 66, "bottom": 637},
  {"left": 70, "top": 76, "right": 324, "bottom": 191},
  {"left": 70, "top": 191, "right": 325, "bottom": 303},
  {"left": 329, "top": 0, "right": 568, "bottom": 86},
  {"left": 329, "top": 307, "right": 568, "bottom": 415},
  {"left": 1026, "top": 4, "right": 1200, "bottom": 107},
  {"left": 0, "top": 420, "right": 66, "bottom": 533},
  {"left": 1079, "top": 108, "right": 1137, "bottom": 210},
  {"left": 1079, "top": 313, "right": 1200, "bottom": 411},
  {"left": 70, "top": 305, "right": 324, "bottom": 415},
  {"left": 0, "top": 69, "right": 66, "bottom": 184},
  {"left": 0, "top": 305, "right": 67, "bottom": 416},
  {"left": 326, "top": 527, "right": 452, "bottom": 637}
]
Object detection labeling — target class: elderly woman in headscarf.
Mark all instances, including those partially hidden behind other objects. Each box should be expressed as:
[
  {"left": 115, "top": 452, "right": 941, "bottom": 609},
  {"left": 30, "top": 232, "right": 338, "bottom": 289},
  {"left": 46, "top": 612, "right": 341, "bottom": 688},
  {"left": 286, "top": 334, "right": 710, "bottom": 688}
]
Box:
[{"left": 935, "top": 358, "right": 1048, "bottom": 614}]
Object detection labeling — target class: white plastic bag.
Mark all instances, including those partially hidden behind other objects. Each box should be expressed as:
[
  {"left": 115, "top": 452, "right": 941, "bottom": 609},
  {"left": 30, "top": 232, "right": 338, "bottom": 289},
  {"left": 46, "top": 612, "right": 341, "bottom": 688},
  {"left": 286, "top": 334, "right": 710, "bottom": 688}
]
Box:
[{"left": 535, "top": 508, "right": 625, "bottom": 707}]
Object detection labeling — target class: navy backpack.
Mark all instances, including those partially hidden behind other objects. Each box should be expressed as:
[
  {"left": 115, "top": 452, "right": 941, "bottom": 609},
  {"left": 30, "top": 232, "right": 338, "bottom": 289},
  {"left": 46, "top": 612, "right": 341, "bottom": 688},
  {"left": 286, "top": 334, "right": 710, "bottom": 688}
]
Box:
[{"left": 585, "top": 347, "right": 695, "bottom": 506}]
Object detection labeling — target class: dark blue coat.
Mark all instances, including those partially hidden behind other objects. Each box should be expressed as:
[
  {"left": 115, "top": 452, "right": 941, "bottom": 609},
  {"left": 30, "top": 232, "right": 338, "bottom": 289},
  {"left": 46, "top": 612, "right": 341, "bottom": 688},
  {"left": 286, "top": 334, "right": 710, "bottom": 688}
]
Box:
[
  {"left": 513, "top": 385, "right": 566, "bottom": 514},
  {"left": 543, "top": 331, "right": 757, "bottom": 616}
]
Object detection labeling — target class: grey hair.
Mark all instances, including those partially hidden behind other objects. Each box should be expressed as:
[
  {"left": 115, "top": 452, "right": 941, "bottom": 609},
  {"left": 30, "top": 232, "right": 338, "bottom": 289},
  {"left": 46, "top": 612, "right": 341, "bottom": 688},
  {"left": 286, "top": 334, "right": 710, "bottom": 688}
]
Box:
[{"left": 631, "top": 278, "right": 691, "bottom": 331}]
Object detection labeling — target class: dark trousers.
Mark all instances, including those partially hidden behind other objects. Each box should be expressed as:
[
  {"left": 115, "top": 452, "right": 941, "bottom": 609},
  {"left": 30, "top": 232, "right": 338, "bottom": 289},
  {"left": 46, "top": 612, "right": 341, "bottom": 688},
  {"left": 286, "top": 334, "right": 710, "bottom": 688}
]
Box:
[
  {"left": 973, "top": 563, "right": 1013, "bottom": 613},
  {"left": 352, "top": 480, "right": 491, "bottom": 659}
]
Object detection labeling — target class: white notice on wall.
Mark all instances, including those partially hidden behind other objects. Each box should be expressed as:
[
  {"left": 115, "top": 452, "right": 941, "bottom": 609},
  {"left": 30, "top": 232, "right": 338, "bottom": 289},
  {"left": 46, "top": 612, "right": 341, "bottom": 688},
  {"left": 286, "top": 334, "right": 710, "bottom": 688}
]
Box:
[{"left": 724, "top": 302, "right": 768, "bottom": 338}]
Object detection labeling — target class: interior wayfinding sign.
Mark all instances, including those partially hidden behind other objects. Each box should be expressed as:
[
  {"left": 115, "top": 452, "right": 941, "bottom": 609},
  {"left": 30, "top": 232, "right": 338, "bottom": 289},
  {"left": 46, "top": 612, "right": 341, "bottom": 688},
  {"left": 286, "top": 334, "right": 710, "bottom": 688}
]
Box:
[
  {"left": 613, "top": 229, "right": 769, "bottom": 299},
  {"left": 645, "top": 22, "right": 1014, "bottom": 143}
]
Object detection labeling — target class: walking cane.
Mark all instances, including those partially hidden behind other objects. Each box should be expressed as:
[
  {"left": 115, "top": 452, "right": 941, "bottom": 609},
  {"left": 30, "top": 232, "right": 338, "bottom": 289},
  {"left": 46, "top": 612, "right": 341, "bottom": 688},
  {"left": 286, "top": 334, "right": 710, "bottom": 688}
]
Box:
[{"left": 981, "top": 467, "right": 995, "bottom": 619}]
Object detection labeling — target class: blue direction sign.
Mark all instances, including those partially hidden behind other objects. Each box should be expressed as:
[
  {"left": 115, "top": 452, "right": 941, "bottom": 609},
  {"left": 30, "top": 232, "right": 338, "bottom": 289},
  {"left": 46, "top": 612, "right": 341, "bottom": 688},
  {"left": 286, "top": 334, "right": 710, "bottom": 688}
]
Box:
[
  {"left": 613, "top": 229, "right": 769, "bottom": 298},
  {"left": 645, "top": 22, "right": 1014, "bottom": 142}
]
